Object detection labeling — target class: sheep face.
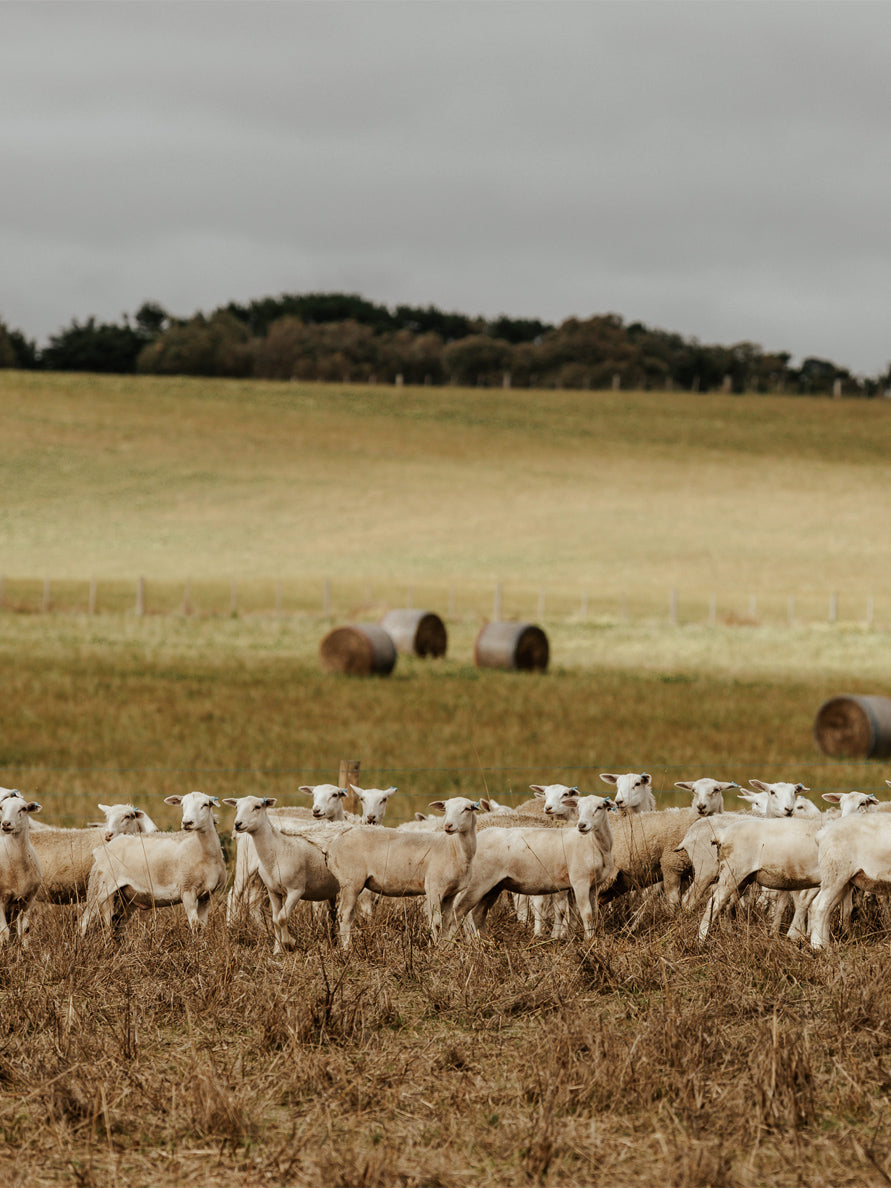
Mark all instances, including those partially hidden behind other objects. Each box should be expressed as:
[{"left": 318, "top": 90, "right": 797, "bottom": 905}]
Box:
[
  {"left": 299, "top": 784, "right": 349, "bottom": 819},
  {"left": 675, "top": 778, "right": 736, "bottom": 816},
  {"left": 0, "top": 795, "right": 40, "bottom": 835},
  {"left": 165, "top": 791, "right": 220, "bottom": 831},
  {"left": 98, "top": 803, "right": 152, "bottom": 843},
  {"left": 575, "top": 796, "right": 615, "bottom": 834},
  {"left": 748, "top": 780, "right": 808, "bottom": 818},
  {"left": 529, "top": 783, "right": 579, "bottom": 818},
  {"left": 599, "top": 772, "right": 654, "bottom": 814},
  {"left": 223, "top": 795, "right": 277, "bottom": 834},
  {"left": 823, "top": 791, "right": 880, "bottom": 816},
  {"left": 428, "top": 797, "right": 478, "bottom": 835},
  {"left": 355, "top": 785, "right": 396, "bottom": 825}
]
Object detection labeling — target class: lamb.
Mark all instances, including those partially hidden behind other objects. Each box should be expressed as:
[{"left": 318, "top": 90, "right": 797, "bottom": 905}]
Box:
[
  {"left": 674, "top": 778, "right": 738, "bottom": 817},
  {"left": 453, "top": 794, "right": 616, "bottom": 939},
  {"left": 226, "top": 783, "right": 392, "bottom": 921},
  {"left": 0, "top": 794, "right": 42, "bottom": 945},
  {"left": 30, "top": 802, "right": 160, "bottom": 903},
  {"left": 514, "top": 784, "right": 580, "bottom": 817},
  {"left": 80, "top": 792, "right": 227, "bottom": 934},
  {"left": 222, "top": 796, "right": 341, "bottom": 953},
  {"left": 696, "top": 790, "right": 880, "bottom": 943},
  {"left": 599, "top": 772, "right": 656, "bottom": 814},
  {"left": 809, "top": 809, "right": 891, "bottom": 949},
  {"left": 319, "top": 797, "right": 480, "bottom": 947}
]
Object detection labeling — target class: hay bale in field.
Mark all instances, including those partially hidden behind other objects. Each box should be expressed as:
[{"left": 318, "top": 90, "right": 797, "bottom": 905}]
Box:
[
  {"left": 474, "top": 622, "right": 549, "bottom": 672},
  {"left": 319, "top": 624, "right": 397, "bottom": 676},
  {"left": 379, "top": 609, "right": 447, "bottom": 658},
  {"left": 813, "top": 694, "right": 891, "bottom": 758}
]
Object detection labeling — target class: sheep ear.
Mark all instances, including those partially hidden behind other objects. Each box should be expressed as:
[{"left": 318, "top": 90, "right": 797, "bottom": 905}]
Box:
[
  {"left": 674, "top": 782, "right": 694, "bottom": 792},
  {"left": 718, "top": 782, "right": 739, "bottom": 792},
  {"left": 641, "top": 773, "right": 652, "bottom": 783},
  {"left": 478, "top": 798, "right": 491, "bottom": 812},
  {"left": 26, "top": 802, "right": 41, "bottom": 814},
  {"left": 795, "top": 784, "right": 810, "bottom": 794},
  {"left": 887, "top": 780, "right": 891, "bottom": 789},
  {"left": 428, "top": 800, "right": 446, "bottom": 813},
  {"left": 822, "top": 793, "right": 842, "bottom": 804},
  {"left": 262, "top": 797, "right": 277, "bottom": 808},
  {"left": 98, "top": 802, "right": 112, "bottom": 812},
  {"left": 562, "top": 794, "right": 580, "bottom": 806},
  {"left": 868, "top": 795, "right": 879, "bottom": 804},
  {"left": 298, "top": 785, "right": 314, "bottom": 795},
  {"left": 529, "top": 786, "right": 546, "bottom": 798},
  {"left": 599, "top": 774, "right": 619, "bottom": 786},
  {"left": 164, "top": 796, "right": 183, "bottom": 806},
  {"left": 337, "top": 788, "right": 349, "bottom": 798},
  {"left": 414, "top": 812, "right": 427, "bottom": 821},
  {"left": 387, "top": 787, "right": 397, "bottom": 795},
  {"left": 748, "top": 780, "right": 769, "bottom": 793},
  {"left": 221, "top": 798, "right": 239, "bottom": 808}
]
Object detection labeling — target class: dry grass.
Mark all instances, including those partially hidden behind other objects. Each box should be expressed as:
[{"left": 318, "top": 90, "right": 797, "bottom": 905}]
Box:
[{"left": 5, "top": 892, "right": 891, "bottom": 1186}]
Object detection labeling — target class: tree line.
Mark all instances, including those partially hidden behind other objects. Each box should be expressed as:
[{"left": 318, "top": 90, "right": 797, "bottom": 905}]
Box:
[{"left": 0, "top": 292, "right": 886, "bottom": 395}]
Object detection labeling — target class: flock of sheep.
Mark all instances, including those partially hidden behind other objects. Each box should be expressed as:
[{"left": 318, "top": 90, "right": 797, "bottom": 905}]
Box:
[{"left": 2, "top": 771, "right": 890, "bottom": 952}]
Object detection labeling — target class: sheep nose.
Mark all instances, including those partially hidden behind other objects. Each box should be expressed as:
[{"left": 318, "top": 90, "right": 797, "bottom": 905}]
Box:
[
  {"left": 697, "top": 805, "right": 707, "bottom": 815},
  {"left": 104, "top": 831, "right": 114, "bottom": 842},
  {"left": 312, "top": 809, "right": 323, "bottom": 817},
  {"left": 1, "top": 823, "right": 12, "bottom": 832},
  {"left": 784, "top": 808, "right": 794, "bottom": 816}
]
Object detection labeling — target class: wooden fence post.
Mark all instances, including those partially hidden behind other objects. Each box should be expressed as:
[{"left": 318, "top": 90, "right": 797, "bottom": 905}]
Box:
[{"left": 339, "top": 759, "right": 361, "bottom": 814}]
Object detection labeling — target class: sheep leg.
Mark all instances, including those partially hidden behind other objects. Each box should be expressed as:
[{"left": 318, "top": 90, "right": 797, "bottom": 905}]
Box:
[
  {"left": 336, "top": 884, "right": 361, "bottom": 948},
  {"left": 0, "top": 902, "right": 9, "bottom": 945},
  {"left": 181, "top": 890, "right": 203, "bottom": 932},
  {"left": 787, "top": 888, "right": 818, "bottom": 942},
  {"left": 809, "top": 880, "right": 850, "bottom": 949},
  {"left": 550, "top": 891, "right": 570, "bottom": 940},
  {"left": 571, "top": 880, "right": 597, "bottom": 939},
  {"left": 267, "top": 888, "right": 296, "bottom": 953},
  {"left": 529, "top": 894, "right": 551, "bottom": 937},
  {"left": 512, "top": 893, "right": 530, "bottom": 925},
  {"left": 698, "top": 871, "right": 748, "bottom": 942}
]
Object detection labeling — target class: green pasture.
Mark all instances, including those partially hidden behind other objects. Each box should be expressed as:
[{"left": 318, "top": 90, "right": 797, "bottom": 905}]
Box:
[{"left": 2, "top": 370, "right": 890, "bottom": 826}]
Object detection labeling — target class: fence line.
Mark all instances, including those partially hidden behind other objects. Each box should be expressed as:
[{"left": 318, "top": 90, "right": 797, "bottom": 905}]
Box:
[{"left": 0, "top": 574, "right": 886, "bottom": 631}]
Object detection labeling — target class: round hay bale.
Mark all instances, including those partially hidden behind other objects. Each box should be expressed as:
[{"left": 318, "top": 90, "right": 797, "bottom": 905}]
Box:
[
  {"left": 319, "top": 624, "right": 397, "bottom": 676},
  {"left": 378, "top": 609, "right": 447, "bottom": 658},
  {"left": 813, "top": 694, "right": 891, "bottom": 758},
  {"left": 474, "top": 621, "right": 549, "bottom": 672}
]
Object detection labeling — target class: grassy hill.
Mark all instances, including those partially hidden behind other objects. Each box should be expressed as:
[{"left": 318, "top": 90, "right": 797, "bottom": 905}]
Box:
[{"left": 4, "top": 370, "right": 891, "bottom": 607}]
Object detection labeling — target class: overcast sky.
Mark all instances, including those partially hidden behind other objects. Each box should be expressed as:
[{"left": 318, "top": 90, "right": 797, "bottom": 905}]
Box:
[{"left": 3, "top": 0, "right": 891, "bottom": 374}]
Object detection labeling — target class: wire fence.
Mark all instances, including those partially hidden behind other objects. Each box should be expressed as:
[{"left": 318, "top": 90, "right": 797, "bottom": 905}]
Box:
[{"left": 0, "top": 574, "right": 888, "bottom": 631}]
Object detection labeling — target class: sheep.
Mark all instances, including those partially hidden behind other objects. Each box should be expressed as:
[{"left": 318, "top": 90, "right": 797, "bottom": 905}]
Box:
[
  {"left": 30, "top": 802, "right": 161, "bottom": 904},
  {"left": 0, "top": 794, "right": 42, "bottom": 945},
  {"left": 453, "top": 794, "right": 616, "bottom": 940},
  {"left": 484, "top": 797, "right": 517, "bottom": 816},
  {"left": 809, "top": 810, "right": 891, "bottom": 949},
  {"left": 222, "top": 796, "right": 341, "bottom": 953},
  {"left": 318, "top": 797, "right": 480, "bottom": 947},
  {"left": 696, "top": 791, "right": 880, "bottom": 943},
  {"left": 80, "top": 792, "right": 226, "bottom": 934},
  {"left": 674, "top": 778, "right": 738, "bottom": 817},
  {"left": 515, "top": 783, "right": 580, "bottom": 817},
  {"left": 226, "top": 783, "right": 392, "bottom": 922},
  {"left": 599, "top": 771, "right": 656, "bottom": 814}
]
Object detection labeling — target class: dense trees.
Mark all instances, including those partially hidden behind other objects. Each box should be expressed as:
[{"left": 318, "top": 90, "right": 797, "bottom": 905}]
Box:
[{"left": 0, "top": 293, "right": 884, "bottom": 395}]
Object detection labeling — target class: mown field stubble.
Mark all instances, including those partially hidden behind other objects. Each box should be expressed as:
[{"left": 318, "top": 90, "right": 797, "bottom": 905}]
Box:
[{"left": 3, "top": 372, "right": 891, "bottom": 1185}]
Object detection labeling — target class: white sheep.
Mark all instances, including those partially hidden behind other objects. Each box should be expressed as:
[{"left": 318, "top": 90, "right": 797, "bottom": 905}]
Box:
[
  {"left": 809, "top": 808, "right": 891, "bottom": 949},
  {"left": 226, "top": 783, "right": 393, "bottom": 922},
  {"left": 30, "top": 802, "right": 161, "bottom": 903},
  {"left": 0, "top": 794, "right": 42, "bottom": 945},
  {"left": 696, "top": 790, "right": 879, "bottom": 943},
  {"left": 222, "top": 795, "right": 341, "bottom": 953},
  {"left": 599, "top": 771, "right": 656, "bottom": 814},
  {"left": 454, "top": 794, "right": 616, "bottom": 940},
  {"left": 674, "top": 778, "right": 738, "bottom": 817},
  {"left": 320, "top": 796, "right": 480, "bottom": 947},
  {"left": 80, "top": 792, "right": 227, "bottom": 934}
]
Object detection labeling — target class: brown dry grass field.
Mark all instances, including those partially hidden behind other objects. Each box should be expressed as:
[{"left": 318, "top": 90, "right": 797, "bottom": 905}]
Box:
[{"left": 3, "top": 371, "right": 891, "bottom": 1186}]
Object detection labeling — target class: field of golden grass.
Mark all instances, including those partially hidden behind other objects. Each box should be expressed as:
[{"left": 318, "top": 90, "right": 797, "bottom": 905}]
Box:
[{"left": 3, "top": 371, "right": 891, "bottom": 1185}]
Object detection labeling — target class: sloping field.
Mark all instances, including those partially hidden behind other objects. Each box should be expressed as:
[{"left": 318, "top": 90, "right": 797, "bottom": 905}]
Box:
[{"left": 3, "top": 370, "right": 891, "bottom": 603}]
